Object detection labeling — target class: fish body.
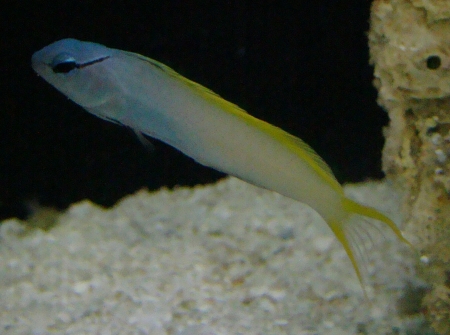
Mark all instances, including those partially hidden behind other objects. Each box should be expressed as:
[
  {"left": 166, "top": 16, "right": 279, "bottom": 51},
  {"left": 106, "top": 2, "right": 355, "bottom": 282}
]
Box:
[{"left": 32, "top": 39, "right": 410, "bottom": 287}]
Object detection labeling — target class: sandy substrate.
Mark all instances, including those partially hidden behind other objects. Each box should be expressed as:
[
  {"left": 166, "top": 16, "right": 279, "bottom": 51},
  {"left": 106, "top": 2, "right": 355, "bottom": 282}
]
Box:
[{"left": 0, "top": 177, "right": 422, "bottom": 334}]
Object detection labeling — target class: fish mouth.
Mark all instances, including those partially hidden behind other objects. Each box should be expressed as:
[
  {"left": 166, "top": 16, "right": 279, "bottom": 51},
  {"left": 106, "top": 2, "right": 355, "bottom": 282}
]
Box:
[{"left": 31, "top": 51, "right": 48, "bottom": 76}]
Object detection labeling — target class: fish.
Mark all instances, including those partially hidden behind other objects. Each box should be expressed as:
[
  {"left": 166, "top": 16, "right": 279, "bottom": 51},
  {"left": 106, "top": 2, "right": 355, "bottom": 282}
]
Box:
[{"left": 32, "top": 38, "right": 411, "bottom": 289}]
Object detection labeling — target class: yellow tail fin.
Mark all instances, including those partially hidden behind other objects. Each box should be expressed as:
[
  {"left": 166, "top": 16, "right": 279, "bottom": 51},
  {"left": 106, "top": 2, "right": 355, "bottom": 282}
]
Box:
[{"left": 327, "top": 197, "right": 412, "bottom": 291}]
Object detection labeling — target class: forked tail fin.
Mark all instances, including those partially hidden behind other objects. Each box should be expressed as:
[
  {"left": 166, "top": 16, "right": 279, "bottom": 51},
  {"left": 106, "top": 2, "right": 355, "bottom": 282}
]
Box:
[{"left": 327, "top": 197, "right": 412, "bottom": 292}]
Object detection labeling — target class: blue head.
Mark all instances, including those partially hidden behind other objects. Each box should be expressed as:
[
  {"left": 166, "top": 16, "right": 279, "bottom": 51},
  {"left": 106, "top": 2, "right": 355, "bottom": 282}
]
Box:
[{"left": 32, "top": 39, "right": 115, "bottom": 108}]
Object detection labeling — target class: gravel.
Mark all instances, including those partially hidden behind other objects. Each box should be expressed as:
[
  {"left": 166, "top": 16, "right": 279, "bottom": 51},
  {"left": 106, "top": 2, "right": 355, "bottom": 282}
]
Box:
[{"left": 0, "top": 177, "right": 421, "bottom": 335}]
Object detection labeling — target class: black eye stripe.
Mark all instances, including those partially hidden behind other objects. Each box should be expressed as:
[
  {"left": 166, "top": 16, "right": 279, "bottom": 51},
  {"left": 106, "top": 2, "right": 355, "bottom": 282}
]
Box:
[
  {"left": 51, "top": 55, "right": 111, "bottom": 73},
  {"left": 77, "top": 55, "right": 111, "bottom": 69}
]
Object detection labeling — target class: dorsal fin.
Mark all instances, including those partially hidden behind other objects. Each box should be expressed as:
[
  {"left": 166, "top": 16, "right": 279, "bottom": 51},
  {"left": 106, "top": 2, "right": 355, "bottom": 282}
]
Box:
[{"left": 128, "top": 51, "right": 341, "bottom": 192}]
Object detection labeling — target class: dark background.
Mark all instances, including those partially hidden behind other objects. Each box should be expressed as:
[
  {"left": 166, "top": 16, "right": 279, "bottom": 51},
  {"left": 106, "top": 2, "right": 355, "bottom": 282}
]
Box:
[{"left": 1, "top": 1, "right": 387, "bottom": 220}]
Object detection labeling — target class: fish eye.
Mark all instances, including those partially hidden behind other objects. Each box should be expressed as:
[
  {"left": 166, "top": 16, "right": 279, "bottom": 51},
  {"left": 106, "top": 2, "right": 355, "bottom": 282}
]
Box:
[
  {"left": 52, "top": 61, "right": 78, "bottom": 73},
  {"left": 50, "top": 53, "right": 78, "bottom": 73},
  {"left": 426, "top": 55, "right": 441, "bottom": 70}
]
